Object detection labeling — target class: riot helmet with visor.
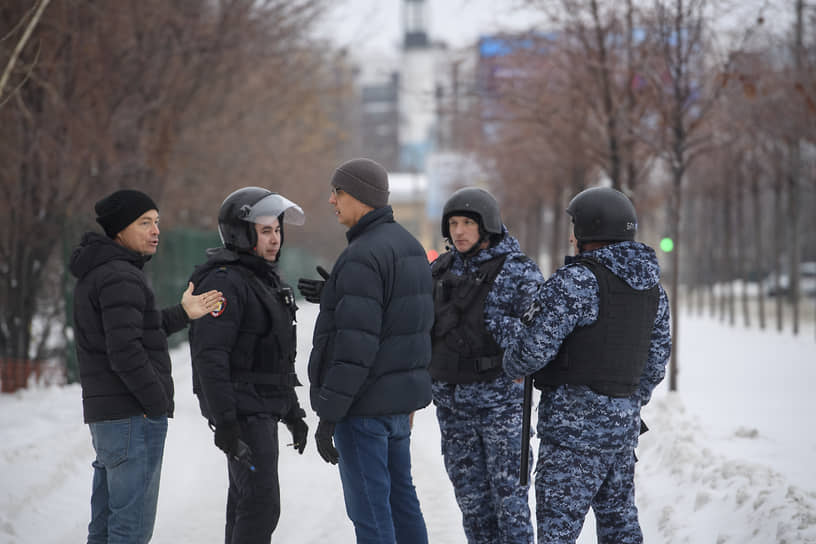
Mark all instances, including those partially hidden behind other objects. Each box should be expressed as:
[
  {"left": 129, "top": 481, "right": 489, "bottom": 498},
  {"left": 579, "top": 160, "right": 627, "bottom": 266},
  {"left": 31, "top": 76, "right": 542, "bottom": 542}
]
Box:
[{"left": 218, "top": 187, "right": 305, "bottom": 254}]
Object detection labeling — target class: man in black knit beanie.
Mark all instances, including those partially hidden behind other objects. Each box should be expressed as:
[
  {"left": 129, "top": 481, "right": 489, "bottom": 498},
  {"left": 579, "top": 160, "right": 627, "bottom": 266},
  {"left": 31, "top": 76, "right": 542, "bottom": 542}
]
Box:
[{"left": 70, "top": 188, "right": 221, "bottom": 543}]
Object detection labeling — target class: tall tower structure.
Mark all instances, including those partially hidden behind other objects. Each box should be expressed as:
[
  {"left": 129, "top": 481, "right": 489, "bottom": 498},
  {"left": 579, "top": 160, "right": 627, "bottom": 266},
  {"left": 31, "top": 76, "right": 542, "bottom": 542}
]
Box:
[
  {"left": 403, "top": 0, "right": 429, "bottom": 48},
  {"left": 399, "top": 0, "right": 436, "bottom": 172}
]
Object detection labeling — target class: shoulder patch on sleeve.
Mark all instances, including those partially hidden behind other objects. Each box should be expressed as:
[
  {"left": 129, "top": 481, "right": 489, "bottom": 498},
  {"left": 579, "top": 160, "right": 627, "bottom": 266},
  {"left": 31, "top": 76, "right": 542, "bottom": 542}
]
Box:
[{"left": 210, "top": 295, "right": 227, "bottom": 317}]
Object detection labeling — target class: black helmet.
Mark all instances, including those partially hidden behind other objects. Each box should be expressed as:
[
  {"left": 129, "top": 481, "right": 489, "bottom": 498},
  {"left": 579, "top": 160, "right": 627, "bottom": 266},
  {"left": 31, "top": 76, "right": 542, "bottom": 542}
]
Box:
[
  {"left": 566, "top": 186, "right": 637, "bottom": 242},
  {"left": 218, "top": 187, "right": 305, "bottom": 252},
  {"left": 441, "top": 187, "right": 503, "bottom": 240}
]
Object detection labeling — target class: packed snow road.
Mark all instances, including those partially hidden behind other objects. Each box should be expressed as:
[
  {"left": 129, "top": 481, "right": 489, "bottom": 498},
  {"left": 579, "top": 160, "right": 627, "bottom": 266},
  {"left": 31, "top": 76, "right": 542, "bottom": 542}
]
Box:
[{"left": 1, "top": 306, "right": 814, "bottom": 543}]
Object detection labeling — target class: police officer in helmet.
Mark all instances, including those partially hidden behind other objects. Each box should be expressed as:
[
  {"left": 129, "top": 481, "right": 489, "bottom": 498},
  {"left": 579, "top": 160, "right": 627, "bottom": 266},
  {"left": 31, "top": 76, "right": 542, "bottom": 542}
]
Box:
[
  {"left": 431, "top": 187, "right": 543, "bottom": 543},
  {"left": 503, "top": 186, "right": 672, "bottom": 544},
  {"left": 189, "top": 187, "right": 309, "bottom": 543}
]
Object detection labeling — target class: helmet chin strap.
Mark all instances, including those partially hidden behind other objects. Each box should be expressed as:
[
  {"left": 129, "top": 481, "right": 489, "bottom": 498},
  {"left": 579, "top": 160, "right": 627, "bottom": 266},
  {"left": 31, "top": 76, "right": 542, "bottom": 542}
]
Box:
[{"left": 462, "top": 231, "right": 490, "bottom": 257}]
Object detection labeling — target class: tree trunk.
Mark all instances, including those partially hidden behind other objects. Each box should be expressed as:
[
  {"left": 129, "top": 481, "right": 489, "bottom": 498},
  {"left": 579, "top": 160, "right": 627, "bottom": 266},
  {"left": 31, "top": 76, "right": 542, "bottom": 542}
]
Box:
[
  {"left": 589, "top": 0, "right": 621, "bottom": 189},
  {"left": 751, "top": 167, "right": 766, "bottom": 329},
  {"left": 706, "top": 195, "right": 717, "bottom": 318},
  {"left": 723, "top": 178, "right": 735, "bottom": 326},
  {"left": 773, "top": 173, "right": 785, "bottom": 331},
  {"left": 623, "top": 0, "right": 638, "bottom": 193},
  {"left": 685, "top": 194, "right": 698, "bottom": 315},
  {"left": 668, "top": 165, "right": 683, "bottom": 392},
  {"left": 549, "top": 188, "right": 565, "bottom": 275},
  {"left": 788, "top": 141, "right": 801, "bottom": 335},
  {"left": 786, "top": 0, "right": 805, "bottom": 335},
  {"left": 527, "top": 197, "right": 543, "bottom": 266},
  {"left": 694, "top": 194, "right": 706, "bottom": 316},
  {"left": 717, "top": 187, "right": 727, "bottom": 323},
  {"left": 736, "top": 165, "right": 750, "bottom": 327}
]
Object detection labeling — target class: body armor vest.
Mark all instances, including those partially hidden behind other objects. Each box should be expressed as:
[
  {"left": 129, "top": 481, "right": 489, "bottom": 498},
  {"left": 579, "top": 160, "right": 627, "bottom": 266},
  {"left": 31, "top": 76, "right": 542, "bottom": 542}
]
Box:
[
  {"left": 534, "top": 258, "right": 659, "bottom": 397},
  {"left": 231, "top": 265, "right": 299, "bottom": 390},
  {"left": 429, "top": 252, "right": 507, "bottom": 384}
]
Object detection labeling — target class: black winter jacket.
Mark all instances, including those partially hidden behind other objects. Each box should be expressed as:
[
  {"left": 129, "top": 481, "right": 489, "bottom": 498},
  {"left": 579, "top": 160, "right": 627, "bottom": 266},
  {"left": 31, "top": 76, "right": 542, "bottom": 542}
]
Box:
[
  {"left": 188, "top": 249, "right": 305, "bottom": 426},
  {"left": 308, "top": 206, "right": 434, "bottom": 422},
  {"left": 70, "top": 232, "right": 188, "bottom": 423}
]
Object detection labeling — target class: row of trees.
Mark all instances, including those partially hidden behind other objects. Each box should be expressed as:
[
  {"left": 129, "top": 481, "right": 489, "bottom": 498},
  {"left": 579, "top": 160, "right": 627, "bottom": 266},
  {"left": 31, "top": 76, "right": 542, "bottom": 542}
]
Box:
[
  {"left": 446, "top": 0, "right": 815, "bottom": 388},
  {"left": 0, "top": 1, "right": 355, "bottom": 373},
  {"left": 1, "top": 0, "right": 813, "bottom": 392}
]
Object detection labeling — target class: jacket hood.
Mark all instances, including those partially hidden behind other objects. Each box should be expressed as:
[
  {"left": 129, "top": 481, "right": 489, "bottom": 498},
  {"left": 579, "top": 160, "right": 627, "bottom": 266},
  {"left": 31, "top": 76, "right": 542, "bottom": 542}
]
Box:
[
  {"left": 579, "top": 241, "right": 661, "bottom": 290},
  {"left": 69, "top": 232, "right": 147, "bottom": 279}
]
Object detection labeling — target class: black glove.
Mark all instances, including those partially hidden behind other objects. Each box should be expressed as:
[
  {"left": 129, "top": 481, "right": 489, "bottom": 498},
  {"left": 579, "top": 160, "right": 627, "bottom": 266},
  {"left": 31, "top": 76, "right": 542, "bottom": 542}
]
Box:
[
  {"left": 285, "top": 418, "right": 309, "bottom": 454},
  {"left": 315, "top": 420, "right": 339, "bottom": 464},
  {"left": 297, "top": 266, "right": 330, "bottom": 304},
  {"left": 214, "top": 421, "right": 241, "bottom": 456}
]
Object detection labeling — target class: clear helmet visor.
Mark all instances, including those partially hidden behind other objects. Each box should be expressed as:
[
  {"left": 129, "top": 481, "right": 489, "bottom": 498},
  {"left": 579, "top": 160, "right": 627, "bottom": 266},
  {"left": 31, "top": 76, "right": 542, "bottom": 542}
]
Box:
[{"left": 240, "top": 194, "right": 305, "bottom": 227}]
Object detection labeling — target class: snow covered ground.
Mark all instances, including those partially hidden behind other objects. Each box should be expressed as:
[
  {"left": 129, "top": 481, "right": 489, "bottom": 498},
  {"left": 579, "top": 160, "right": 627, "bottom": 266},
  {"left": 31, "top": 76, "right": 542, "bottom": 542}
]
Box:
[{"left": 1, "top": 305, "right": 815, "bottom": 543}]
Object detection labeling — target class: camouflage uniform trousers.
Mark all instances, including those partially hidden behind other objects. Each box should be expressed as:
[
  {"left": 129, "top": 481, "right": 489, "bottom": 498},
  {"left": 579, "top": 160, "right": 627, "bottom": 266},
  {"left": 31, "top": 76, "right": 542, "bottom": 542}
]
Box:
[
  {"left": 436, "top": 403, "right": 534, "bottom": 544},
  {"left": 535, "top": 441, "right": 642, "bottom": 544}
]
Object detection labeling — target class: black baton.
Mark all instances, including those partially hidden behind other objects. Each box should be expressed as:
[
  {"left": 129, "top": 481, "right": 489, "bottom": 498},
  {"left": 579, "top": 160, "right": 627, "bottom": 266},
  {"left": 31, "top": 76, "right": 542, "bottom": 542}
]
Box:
[{"left": 519, "top": 375, "right": 533, "bottom": 486}]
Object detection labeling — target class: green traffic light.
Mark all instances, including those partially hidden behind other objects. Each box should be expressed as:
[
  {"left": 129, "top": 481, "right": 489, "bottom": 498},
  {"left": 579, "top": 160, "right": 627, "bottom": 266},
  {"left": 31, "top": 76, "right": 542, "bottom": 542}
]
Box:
[{"left": 660, "top": 237, "right": 674, "bottom": 253}]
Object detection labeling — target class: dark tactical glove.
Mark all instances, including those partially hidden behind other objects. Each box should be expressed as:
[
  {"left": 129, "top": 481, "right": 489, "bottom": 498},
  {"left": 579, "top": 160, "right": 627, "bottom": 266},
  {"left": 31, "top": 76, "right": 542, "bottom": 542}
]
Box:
[
  {"left": 297, "top": 266, "right": 330, "bottom": 304},
  {"left": 214, "top": 421, "right": 241, "bottom": 456},
  {"left": 286, "top": 418, "right": 309, "bottom": 454},
  {"left": 315, "top": 420, "right": 339, "bottom": 464}
]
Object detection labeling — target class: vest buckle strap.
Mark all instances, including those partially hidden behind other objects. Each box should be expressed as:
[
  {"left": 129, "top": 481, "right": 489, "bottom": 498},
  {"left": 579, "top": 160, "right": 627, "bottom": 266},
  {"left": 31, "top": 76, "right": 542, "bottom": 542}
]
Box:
[{"left": 470, "top": 355, "right": 502, "bottom": 373}]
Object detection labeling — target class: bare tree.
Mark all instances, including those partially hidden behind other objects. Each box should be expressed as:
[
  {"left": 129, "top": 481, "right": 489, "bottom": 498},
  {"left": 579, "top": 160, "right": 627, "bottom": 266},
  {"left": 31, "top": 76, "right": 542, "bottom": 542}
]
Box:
[
  {"left": 521, "top": 0, "right": 655, "bottom": 192},
  {"left": 786, "top": 0, "right": 809, "bottom": 334},
  {"left": 0, "top": 0, "right": 51, "bottom": 107},
  {"left": 462, "top": 31, "right": 598, "bottom": 268},
  {"left": 0, "top": 0, "right": 336, "bottom": 389},
  {"left": 635, "top": 0, "right": 760, "bottom": 390}
]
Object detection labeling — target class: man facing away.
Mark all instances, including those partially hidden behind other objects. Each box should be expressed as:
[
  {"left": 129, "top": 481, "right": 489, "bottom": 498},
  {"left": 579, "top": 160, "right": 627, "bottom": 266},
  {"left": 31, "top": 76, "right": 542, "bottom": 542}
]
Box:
[
  {"left": 502, "top": 187, "right": 672, "bottom": 544},
  {"left": 70, "top": 189, "right": 221, "bottom": 544},
  {"left": 298, "top": 158, "right": 434, "bottom": 543}
]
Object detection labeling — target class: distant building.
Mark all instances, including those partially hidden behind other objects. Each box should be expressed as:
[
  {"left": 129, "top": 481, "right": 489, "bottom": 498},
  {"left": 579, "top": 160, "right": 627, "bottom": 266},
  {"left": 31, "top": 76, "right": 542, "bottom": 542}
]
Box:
[
  {"left": 398, "top": 0, "right": 436, "bottom": 172},
  {"left": 388, "top": 171, "right": 436, "bottom": 251},
  {"left": 360, "top": 73, "right": 401, "bottom": 172},
  {"left": 346, "top": 0, "right": 490, "bottom": 248}
]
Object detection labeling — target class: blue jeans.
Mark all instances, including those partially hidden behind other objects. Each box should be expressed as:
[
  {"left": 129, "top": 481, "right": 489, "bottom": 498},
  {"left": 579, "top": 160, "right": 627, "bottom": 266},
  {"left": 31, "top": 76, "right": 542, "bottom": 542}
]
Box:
[
  {"left": 334, "top": 415, "right": 428, "bottom": 544},
  {"left": 87, "top": 415, "right": 168, "bottom": 544}
]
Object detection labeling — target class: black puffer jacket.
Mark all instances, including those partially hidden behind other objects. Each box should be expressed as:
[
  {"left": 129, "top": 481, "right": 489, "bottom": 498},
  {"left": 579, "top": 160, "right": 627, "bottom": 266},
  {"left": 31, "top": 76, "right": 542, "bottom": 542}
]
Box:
[
  {"left": 188, "top": 248, "right": 305, "bottom": 426},
  {"left": 308, "top": 206, "right": 434, "bottom": 422},
  {"left": 70, "top": 232, "right": 188, "bottom": 423}
]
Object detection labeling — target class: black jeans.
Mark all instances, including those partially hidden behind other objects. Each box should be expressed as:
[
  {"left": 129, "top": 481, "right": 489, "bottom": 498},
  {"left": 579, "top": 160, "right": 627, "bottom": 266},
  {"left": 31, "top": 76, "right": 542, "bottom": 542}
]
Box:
[{"left": 225, "top": 415, "right": 280, "bottom": 544}]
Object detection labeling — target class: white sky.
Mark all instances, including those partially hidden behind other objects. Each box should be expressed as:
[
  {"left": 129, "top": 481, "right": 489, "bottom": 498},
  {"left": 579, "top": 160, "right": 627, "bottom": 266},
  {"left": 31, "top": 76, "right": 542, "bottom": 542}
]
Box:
[
  {"left": 317, "top": 0, "right": 546, "bottom": 55},
  {"left": 316, "top": 0, "right": 797, "bottom": 59}
]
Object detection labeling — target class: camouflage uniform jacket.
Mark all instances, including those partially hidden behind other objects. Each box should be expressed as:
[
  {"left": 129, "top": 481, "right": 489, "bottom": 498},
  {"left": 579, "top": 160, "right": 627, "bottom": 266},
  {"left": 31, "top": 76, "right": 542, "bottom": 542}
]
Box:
[
  {"left": 432, "top": 228, "right": 545, "bottom": 411},
  {"left": 503, "top": 241, "right": 672, "bottom": 452}
]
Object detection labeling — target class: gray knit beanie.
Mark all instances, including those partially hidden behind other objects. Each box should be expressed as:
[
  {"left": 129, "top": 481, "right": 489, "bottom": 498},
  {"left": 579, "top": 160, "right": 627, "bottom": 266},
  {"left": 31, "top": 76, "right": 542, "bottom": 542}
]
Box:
[
  {"left": 330, "top": 158, "right": 389, "bottom": 208},
  {"left": 95, "top": 189, "right": 158, "bottom": 238}
]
